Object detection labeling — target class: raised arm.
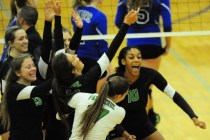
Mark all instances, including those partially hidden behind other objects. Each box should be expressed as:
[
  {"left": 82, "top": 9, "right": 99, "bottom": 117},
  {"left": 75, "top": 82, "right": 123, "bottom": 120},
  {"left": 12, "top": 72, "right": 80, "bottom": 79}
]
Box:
[
  {"left": 38, "top": 0, "right": 54, "bottom": 79},
  {"left": 96, "top": 8, "right": 140, "bottom": 77},
  {"left": 53, "top": 1, "right": 63, "bottom": 52},
  {"left": 68, "top": 10, "right": 83, "bottom": 54},
  {"left": 106, "top": 8, "right": 140, "bottom": 61}
]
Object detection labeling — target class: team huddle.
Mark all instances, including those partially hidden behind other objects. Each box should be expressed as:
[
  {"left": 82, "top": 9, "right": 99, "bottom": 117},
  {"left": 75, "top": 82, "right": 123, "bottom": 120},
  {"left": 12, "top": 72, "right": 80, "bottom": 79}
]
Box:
[{"left": 0, "top": 0, "right": 206, "bottom": 140}]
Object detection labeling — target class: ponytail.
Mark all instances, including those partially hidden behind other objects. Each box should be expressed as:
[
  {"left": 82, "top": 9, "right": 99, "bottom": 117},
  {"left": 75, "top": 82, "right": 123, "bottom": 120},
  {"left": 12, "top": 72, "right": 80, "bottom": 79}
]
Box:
[
  {"left": 79, "top": 76, "right": 129, "bottom": 138},
  {"left": 73, "top": 0, "right": 83, "bottom": 8},
  {"left": 52, "top": 77, "right": 76, "bottom": 130},
  {"left": 79, "top": 81, "right": 109, "bottom": 138},
  {"left": 9, "top": 0, "right": 17, "bottom": 23},
  {"left": 73, "top": 0, "right": 93, "bottom": 8},
  {"left": 9, "top": 0, "right": 28, "bottom": 24}
]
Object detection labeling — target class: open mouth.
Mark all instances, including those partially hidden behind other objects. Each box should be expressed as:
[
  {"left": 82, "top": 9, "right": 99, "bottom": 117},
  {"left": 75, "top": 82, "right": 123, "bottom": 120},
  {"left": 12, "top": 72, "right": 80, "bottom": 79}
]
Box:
[{"left": 132, "top": 66, "right": 140, "bottom": 70}]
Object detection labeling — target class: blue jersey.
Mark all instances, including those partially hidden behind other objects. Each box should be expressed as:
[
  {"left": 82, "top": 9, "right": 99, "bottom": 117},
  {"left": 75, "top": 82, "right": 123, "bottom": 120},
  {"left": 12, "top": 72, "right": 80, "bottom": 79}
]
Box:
[
  {"left": 7, "top": 17, "right": 17, "bottom": 28},
  {"left": 115, "top": 0, "right": 172, "bottom": 46},
  {"left": 1, "top": 17, "right": 18, "bottom": 63},
  {"left": 71, "top": 6, "right": 108, "bottom": 60}
]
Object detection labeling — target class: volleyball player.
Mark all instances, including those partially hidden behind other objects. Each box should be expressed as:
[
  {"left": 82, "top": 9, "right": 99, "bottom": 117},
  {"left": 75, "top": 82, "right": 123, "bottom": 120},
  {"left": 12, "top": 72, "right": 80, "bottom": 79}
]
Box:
[
  {"left": 0, "top": 0, "right": 39, "bottom": 65},
  {"left": 66, "top": 76, "right": 130, "bottom": 140},
  {"left": 72, "top": 0, "right": 108, "bottom": 73},
  {"left": 44, "top": 1, "right": 83, "bottom": 140},
  {"left": 72, "top": 0, "right": 115, "bottom": 93},
  {"left": 115, "top": 0, "right": 172, "bottom": 126},
  {"left": 108, "top": 46, "right": 206, "bottom": 140},
  {"left": 51, "top": 8, "right": 139, "bottom": 138},
  {"left": 0, "top": 53, "right": 53, "bottom": 140},
  {"left": 0, "top": 2, "right": 54, "bottom": 139}
]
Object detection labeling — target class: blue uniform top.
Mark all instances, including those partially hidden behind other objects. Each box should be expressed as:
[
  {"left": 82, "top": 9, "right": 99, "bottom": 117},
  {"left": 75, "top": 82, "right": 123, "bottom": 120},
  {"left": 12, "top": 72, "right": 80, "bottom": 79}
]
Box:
[
  {"left": 7, "top": 17, "right": 17, "bottom": 28},
  {"left": 0, "top": 17, "right": 18, "bottom": 63},
  {"left": 115, "top": 0, "right": 172, "bottom": 46},
  {"left": 71, "top": 6, "right": 108, "bottom": 60}
]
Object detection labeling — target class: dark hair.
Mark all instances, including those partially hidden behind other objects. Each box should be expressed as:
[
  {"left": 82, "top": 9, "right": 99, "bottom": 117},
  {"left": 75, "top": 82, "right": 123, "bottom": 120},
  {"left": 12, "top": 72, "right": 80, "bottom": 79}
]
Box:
[
  {"left": 126, "top": 0, "right": 152, "bottom": 10},
  {"left": 51, "top": 53, "right": 76, "bottom": 127},
  {"left": 52, "top": 53, "right": 75, "bottom": 86},
  {"left": 17, "top": 6, "right": 38, "bottom": 26},
  {"left": 116, "top": 46, "right": 141, "bottom": 73},
  {"left": 4, "top": 26, "right": 22, "bottom": 57},
  {"left": 9, "top": 0, "right": 28, "bottom": 23},
  {"left": 0, "top": 53, "right": 32, "bottom": 130},
  {"left": 73, "top": 0, "right": 92, "bottom": 8},
  {"left": 79, "top": 76, "right": 129, "bottom": 138}
]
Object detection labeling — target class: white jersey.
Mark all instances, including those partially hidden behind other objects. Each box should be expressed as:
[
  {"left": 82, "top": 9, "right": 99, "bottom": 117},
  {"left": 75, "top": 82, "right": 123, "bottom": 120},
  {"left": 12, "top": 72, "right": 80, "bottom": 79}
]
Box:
[{"left": 68, "top": 92, "right": 126, "bottom": 140}]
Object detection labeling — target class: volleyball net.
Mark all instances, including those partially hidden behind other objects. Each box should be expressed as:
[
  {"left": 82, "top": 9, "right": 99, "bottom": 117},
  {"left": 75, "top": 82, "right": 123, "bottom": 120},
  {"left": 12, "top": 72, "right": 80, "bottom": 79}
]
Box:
[{"left": 0, "top": 0, "right": 210, "bottom": 44}]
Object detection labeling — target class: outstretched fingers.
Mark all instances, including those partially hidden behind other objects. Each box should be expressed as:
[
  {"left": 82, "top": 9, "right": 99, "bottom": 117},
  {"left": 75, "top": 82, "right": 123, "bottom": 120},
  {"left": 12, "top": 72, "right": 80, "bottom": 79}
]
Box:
[{"left": 71, "top": 10, "right": 83, "bottom": 28}]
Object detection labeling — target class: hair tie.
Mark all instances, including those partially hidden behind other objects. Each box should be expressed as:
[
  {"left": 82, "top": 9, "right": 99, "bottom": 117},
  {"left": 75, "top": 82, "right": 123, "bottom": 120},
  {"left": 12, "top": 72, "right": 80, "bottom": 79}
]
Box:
[{"left": 107, "top": 80, "right": 113, "bottom": 92}]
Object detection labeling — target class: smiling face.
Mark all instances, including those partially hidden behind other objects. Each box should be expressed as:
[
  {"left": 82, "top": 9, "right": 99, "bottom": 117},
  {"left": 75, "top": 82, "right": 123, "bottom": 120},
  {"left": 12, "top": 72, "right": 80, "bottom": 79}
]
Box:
[
  {"left": 16, "top": 57, "right": 37, "bottom": 85},
  {"left": 9, "top": 29, "right": 28, "bottom": 55},
  {"left": 121, "top": 48, "right": 142, "bottom": 77},
  {"left": 65, "top": 53, "right": 84, "bottom": 75}
]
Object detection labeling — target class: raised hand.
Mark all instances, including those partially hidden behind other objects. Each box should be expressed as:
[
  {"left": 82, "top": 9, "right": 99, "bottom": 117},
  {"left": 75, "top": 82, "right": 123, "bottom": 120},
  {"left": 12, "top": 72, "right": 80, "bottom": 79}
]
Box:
[
  {"left": 124, "top": 7, "right": 140, "bottom": 25},
  {"left": 44, "top": 0, "right": 55, "bottom": 22},
  {"left": 53, "top": 1, "right": 62, "bottom": 16},
  {"left": 192, "top": 117, "right": 206, "bottom": 129},
  {"left": 71, "top": 10, "right": 83, "bottom": 28}
]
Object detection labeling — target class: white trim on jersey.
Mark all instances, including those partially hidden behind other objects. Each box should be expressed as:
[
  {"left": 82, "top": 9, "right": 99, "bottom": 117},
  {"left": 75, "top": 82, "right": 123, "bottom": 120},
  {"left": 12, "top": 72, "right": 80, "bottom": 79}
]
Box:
[
  {"left": 161, "top": 3, "right": 171, "bottom": 14},
  {"left": 96, "top": 27, "right": 108, "bottom": 42},
  {"left": 56, "top": 113, "right": 61, "bottom": 120},
  {"left": 117, "top": 1, "right": 124, "bottom": 6},
  {"left": 163, "top": 84, "right": 175, "bottom": 99},
  {"left": 38, "top": 57, "right": 48, "bottom": 79},
  {"left": 97, "top": 53, "right": 110, "bottom": 77},
  {"left": 1, "top": 79, "right": 6, "bottom": 94},
  {"left": 16, "top": 86, "right": 35, "bottom": 100},
  {"left": 96, "top": 27, "right": 103, "bottom": 35}
]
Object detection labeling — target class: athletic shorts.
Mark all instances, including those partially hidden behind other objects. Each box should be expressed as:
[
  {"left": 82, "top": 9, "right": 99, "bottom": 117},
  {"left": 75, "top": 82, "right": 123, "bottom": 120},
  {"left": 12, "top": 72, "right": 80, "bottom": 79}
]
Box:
[
  {"left": 108, "top": 120, "right": 156, "bottom": 139},
  {"left": 129, "top": 45, "right": 165, "bottom": 59}
]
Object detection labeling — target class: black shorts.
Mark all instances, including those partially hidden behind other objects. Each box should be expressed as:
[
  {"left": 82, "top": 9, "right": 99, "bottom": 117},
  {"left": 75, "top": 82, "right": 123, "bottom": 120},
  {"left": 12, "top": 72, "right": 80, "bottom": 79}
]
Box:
[
  {"left": 108, "top": 120, "right": 156, "bottom": 139},
  {"left": 45, "top": 118, "right": 72, "bottom": 140},
  {"left": 130, "top": 45, "right": 165, "bottom": 59}
]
